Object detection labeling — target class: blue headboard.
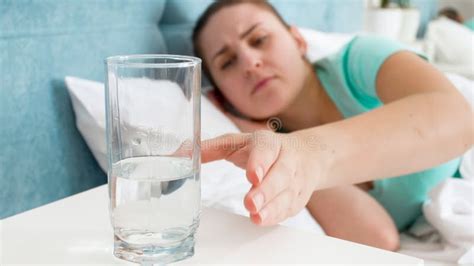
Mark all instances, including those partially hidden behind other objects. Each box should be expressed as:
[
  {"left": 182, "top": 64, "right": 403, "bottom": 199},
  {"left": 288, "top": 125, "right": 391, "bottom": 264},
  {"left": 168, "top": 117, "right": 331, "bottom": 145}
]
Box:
[
  {"left": 0, "top": 0, "right": 167, "bottom": 218},
  {"left": 160, "top": 0, "right": 438, "bottom": 56},
  {"left": 0, "top": 0, "right": 438, "bottom": 218},
  {"left": 160, "top": 0, "right": 366, "bottom": 56}
]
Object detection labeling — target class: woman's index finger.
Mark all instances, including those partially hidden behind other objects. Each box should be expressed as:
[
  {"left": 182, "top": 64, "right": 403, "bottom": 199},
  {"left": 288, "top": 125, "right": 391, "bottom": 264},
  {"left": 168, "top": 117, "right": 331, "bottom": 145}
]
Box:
[{"left": 201, "top": 133, "right": 251, "bottom": 163}]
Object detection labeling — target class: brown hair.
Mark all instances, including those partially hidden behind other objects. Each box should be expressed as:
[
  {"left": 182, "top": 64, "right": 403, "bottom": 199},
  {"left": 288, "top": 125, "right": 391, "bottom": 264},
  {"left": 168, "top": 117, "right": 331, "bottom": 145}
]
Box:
[
  {"left": 438, "top": 7, "right": 463, "bottom": 23},
  {"left": 192, "top": 0, "right": 289, "bottom": 89}
]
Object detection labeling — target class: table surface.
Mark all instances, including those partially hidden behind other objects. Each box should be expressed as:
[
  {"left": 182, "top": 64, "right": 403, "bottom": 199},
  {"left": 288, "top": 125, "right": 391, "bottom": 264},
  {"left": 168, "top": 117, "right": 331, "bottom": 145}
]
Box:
[{"left": 1, "top": 185, "right": 423, "bottom": 265}]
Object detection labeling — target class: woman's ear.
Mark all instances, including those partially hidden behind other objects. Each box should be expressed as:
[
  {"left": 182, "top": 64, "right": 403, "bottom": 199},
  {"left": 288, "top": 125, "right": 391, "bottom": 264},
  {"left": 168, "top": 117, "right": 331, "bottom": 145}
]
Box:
[{"left": 288, "top": 26, "right": 307, "bottom": 56}]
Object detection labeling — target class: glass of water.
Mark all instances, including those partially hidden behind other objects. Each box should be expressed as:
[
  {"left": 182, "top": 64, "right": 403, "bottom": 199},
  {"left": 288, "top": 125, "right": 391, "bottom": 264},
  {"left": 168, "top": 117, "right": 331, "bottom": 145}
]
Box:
[{"left": 105, "top": 55, "right": 201, "bottom": 264}]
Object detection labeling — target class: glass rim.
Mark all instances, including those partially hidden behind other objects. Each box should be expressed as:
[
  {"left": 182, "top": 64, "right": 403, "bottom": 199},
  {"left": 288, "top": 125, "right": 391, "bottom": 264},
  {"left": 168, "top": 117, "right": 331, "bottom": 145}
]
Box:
[{"left": 105, "top": 54, "right": 201, "bottom": 68}]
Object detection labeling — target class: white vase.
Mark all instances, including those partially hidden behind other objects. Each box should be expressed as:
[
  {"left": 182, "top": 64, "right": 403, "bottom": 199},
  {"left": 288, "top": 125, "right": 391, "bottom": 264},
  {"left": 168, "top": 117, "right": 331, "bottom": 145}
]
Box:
[
  {"left": 365, "top": 8, "right": 403, "bottom": 40},
  {"left": 399, "top": 8, "right": 421, "bottom": 43}
]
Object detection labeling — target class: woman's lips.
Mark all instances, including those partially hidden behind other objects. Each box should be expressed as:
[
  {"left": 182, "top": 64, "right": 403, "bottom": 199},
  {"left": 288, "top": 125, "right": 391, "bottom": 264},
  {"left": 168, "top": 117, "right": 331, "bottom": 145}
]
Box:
[{"left": 252, "top": 77, "right": 275, "bottom": 95}]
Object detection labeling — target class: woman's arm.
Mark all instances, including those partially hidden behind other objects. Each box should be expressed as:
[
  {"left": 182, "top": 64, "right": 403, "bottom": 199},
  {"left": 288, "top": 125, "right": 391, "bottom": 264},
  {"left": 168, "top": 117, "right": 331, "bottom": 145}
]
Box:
[
  {"left": 200, "top": 52, "right": 472, "bottom": 226},
  {"left": 296, "top": 51, "right": 473, "bottom": 189}
]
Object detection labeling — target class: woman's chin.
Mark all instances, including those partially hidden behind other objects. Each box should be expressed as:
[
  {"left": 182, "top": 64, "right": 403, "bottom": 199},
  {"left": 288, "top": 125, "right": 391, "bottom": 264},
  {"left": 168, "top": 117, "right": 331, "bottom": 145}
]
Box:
[{"left": 246, "top": 105, "right": 285, "bottom": 120}]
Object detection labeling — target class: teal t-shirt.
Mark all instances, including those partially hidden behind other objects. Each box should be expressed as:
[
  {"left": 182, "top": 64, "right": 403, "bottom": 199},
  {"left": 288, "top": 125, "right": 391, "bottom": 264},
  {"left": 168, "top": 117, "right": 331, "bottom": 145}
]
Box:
[
  {"left": 314, "top": 35, "right": 461, "bottom": 231},
  {"left": 464, "top": 18, "right": 474, "bottom": 31}
]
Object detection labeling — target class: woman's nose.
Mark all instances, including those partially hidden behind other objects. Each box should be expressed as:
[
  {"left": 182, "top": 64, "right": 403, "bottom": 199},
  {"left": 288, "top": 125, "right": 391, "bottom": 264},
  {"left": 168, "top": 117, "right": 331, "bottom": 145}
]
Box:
[{"left": 241, "top": 49, "right": 262, "bottom": 77}]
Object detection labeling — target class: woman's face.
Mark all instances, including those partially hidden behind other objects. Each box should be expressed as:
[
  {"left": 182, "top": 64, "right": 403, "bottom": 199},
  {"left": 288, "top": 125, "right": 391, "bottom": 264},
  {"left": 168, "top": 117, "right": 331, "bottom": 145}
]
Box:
[{"left": 198, "top": 3, "right": 308, "bottom": 119}]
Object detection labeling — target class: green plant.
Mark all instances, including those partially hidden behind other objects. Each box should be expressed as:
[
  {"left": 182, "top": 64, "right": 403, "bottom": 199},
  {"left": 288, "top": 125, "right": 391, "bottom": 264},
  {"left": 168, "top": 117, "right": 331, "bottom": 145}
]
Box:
[
  {"left": 399, "top": 0, "right": 411, "bottom": 8},
  {"left": 381, "top": 0, "right": 411, "bottom": 8}
]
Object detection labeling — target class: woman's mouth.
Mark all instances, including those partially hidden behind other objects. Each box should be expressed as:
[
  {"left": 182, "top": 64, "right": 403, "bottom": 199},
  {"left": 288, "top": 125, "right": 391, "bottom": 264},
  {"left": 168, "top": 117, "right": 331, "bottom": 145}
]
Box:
[{"left": 252, "top": 76, "right": 275, "bottom": 95}]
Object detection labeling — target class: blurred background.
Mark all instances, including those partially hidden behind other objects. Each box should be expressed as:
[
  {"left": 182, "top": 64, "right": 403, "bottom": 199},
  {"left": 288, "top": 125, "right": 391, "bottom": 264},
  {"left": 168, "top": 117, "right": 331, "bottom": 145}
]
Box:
[{"left": 363, "top": 0, "right": 473, "bottom": 78}]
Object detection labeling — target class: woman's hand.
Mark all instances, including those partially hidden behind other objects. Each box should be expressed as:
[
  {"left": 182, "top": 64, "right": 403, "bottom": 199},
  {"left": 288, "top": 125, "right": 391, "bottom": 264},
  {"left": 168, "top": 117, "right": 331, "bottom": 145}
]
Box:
[
  {"left": 201, "top": 130, "right": 327, "bottom": 226},
  {"left": 206, "top": 90, "right": 269, "bottom": 133}
]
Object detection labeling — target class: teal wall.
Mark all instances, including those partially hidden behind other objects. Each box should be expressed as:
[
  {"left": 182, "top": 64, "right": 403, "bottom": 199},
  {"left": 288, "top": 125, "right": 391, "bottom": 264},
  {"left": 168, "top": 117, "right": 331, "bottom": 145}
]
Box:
[{"left": 0, "top": 0, "right": 167, "bottom": 218}]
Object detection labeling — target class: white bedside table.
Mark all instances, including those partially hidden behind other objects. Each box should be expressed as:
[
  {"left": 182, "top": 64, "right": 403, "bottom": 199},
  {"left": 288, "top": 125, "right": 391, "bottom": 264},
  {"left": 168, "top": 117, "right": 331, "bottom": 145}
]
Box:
[{"left": 1, "top": 185, "right": 423, "bottom": 265}]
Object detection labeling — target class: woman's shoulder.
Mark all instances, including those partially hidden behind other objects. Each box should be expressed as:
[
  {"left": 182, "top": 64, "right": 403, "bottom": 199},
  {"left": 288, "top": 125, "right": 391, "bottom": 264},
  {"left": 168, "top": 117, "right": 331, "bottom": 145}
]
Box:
[
  {"left": 314, "top": 35, "right": 408, "bottom": 74},
  {"left": 313, "top": 34, "right": 423, "bottom": 82},
  {"left": 341, "top": 34, "right": 428, "bottom": 76},
  {"left": 344, "top": 34, "right": 408, "bottom": 58},
  {"left": 314, "top": 35, "right": 408, "bottom": 66}
]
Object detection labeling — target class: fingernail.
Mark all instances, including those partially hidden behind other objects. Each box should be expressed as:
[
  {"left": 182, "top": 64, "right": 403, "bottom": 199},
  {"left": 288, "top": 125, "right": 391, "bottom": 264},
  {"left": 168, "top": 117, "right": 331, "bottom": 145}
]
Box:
[
  {"left": 255, "top": 166, "right": 263, "bottom": 183},
  {"left": 250, "top": 213, "right": 261, "bottom": 224},
  {"left": 252, "top": 193, "right": 264, "bottom": 211}
]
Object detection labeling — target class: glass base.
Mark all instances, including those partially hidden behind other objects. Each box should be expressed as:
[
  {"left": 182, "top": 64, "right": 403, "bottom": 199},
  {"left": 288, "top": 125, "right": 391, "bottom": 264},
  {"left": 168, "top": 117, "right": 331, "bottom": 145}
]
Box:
[{"left": 113, "top": 233, "right": 195, "bottom": 264}]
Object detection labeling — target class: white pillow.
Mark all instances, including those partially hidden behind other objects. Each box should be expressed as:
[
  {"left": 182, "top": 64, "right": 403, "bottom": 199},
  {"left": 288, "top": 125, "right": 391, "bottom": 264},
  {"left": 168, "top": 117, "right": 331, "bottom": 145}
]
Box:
[
  {"left": 298, "top": 27, "right": 355, "bottom": 62},
  {"left": 66, "top": 76, "right": 240, "bottom": 170},
  {"left": 65, "top": 76, "right": 323, "bottom": 233},
  {"left": 426, "top": 17, "right": 474, "bottom": 66}
]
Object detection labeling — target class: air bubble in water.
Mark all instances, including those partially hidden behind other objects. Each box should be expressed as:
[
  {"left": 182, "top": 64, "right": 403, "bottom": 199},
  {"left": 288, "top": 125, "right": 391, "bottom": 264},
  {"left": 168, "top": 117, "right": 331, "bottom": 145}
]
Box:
[{"left": 132, "top": 138, "right": 142, "bottom": 145}]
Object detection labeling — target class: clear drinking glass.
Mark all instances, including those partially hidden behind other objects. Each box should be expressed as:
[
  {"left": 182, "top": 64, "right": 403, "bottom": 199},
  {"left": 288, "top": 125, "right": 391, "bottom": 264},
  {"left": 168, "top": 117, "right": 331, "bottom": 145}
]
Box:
[{"left": 105, "top": 55, "right": 201, "bottom": 264}]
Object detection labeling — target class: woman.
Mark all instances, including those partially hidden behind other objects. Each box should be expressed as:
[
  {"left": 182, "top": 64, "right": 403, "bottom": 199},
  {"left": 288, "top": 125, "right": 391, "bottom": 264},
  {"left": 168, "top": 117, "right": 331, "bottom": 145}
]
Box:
[{"left": 193, "top": 0, "right": 473, "bottom": 250}]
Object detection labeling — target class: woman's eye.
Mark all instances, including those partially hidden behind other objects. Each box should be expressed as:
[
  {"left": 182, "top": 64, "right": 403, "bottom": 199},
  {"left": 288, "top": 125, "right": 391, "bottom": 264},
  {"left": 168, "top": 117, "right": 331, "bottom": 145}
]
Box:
[
  {"left": 253, "top": 35, "right": 268, "bottom": 46},
  {"left": 221, "top": 57, "right": 235, "bottom": 70}
]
